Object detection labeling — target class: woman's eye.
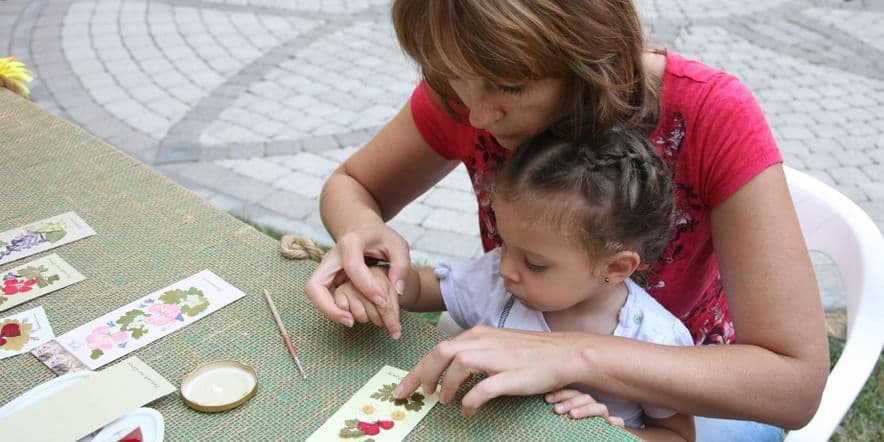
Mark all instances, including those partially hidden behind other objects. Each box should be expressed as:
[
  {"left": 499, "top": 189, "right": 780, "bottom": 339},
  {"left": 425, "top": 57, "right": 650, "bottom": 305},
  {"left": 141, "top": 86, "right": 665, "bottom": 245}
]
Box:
[
  {"left": 496, "top": 84, "right": 524, "bottom": 95},
  {"left": 523, "top": 257, "right": 545, "bottom": 272}
]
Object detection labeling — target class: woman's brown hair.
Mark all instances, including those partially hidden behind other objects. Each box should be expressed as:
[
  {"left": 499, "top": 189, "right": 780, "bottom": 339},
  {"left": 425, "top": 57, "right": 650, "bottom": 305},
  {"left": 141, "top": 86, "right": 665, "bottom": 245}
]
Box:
[{"left": 391, "top": 0, "right": 660, "bottom": 139}]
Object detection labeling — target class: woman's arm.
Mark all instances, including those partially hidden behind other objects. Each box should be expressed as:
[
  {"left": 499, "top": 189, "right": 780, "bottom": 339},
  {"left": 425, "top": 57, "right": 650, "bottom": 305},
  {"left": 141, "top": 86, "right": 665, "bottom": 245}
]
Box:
[
  {"left": 305, "top": 99, "right": 457, "bottom": 336},
  {"left": 575, "top": 165, "right": 828, "bottom": 428},
  {"left": 394, "top": 166, "right": 829, "bottom": 429}
]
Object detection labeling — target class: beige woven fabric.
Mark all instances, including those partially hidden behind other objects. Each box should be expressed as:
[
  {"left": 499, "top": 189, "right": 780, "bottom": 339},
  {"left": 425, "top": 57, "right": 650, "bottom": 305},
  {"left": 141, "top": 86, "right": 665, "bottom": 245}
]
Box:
[{"left": 0, "top": 89, "right": 635, "bottom": 441}]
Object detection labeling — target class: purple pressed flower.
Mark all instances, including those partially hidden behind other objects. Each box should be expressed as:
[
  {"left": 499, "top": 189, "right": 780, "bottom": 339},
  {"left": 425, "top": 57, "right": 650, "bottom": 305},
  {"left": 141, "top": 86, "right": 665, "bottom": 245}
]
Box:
[{"left": 0, "top": 231, "right": 47, "bottom": 260}]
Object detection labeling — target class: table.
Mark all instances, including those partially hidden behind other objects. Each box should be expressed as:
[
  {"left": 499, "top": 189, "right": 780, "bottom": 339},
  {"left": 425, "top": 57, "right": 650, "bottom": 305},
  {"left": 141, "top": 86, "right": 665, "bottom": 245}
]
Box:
[{"left": 0, "top": 89, "right": 635, "bottom": 441}]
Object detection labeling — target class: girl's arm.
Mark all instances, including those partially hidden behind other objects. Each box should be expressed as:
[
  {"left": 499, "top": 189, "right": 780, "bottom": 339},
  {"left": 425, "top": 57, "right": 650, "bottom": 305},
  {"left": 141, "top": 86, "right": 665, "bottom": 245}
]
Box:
[
  {"left": 398, "top": 267, "right": 446, "bottom": 312},
  {"left": 627, "top": 414, "right": 694, "bottom": 442},
  {"left": 394, "top": 166, "right": 829, "bottom": 429}
]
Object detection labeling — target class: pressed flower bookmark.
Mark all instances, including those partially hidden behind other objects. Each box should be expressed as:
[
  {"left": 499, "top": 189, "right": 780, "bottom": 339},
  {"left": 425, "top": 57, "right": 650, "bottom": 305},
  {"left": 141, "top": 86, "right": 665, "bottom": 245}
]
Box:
[
  {"left": 0, "top": 306, "right": 55, "bottom": 360},
  {"left": 0, "top": 212, "right": 96, "bottom": 266},
  {"left": 306, "top": 365, "right": 439, "bottom": 441},
  {"left": 0, "top": 253, "right": 85, "bottom": 312},
  {"left": 31, "top": 270, "right": 245, "bottom": 375}
]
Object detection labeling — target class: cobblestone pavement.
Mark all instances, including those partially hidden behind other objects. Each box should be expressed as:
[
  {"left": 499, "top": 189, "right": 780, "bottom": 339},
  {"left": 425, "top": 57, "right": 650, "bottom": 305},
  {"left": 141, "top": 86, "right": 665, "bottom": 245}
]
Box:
[{"left": 3, "top": 0, "right": 883, "bottom": 309}]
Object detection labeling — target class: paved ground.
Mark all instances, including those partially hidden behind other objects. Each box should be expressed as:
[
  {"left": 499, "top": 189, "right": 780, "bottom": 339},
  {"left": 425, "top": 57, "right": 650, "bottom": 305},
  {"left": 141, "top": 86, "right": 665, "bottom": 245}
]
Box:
[{"left": 3, "top": 0, "right": 883, "bottom": 309}]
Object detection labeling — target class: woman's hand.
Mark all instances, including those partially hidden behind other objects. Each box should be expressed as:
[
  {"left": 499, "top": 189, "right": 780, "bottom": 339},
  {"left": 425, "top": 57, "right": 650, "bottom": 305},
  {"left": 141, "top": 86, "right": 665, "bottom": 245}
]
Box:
[
  {"left": 304, "top": 223, "right": 411, "bottom": 339},
  {"left": 392, "top": 326, "right": 592, "bottom": 416},
  {"left": 331, "top": 266, "right": 402, "bottom": 336}
]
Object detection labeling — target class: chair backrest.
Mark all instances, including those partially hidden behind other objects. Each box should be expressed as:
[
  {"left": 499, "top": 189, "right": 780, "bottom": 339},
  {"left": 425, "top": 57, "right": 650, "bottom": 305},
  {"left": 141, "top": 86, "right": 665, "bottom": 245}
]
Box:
[{"left": 783, "top": 166, "right": 884, "bottom": 441}]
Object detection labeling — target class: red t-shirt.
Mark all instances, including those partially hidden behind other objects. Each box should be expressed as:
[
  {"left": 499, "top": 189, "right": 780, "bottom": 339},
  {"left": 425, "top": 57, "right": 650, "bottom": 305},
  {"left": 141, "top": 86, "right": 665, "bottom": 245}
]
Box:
[{"left": 410, "top": 52, "right": 782, "bottom": 345}]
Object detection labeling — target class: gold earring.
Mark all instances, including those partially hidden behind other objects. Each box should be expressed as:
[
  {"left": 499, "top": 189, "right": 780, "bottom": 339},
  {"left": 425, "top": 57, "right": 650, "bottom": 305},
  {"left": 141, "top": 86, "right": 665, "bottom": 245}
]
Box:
[{"left": 604, "top": 277, "right": 610, "bottom": 284}]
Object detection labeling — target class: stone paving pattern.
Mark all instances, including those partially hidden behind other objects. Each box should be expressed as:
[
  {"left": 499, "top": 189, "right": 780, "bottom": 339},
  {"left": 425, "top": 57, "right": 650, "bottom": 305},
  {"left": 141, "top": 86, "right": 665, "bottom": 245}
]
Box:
[{"left": 3, "top": 0, "right": 883, "bottom": 309}]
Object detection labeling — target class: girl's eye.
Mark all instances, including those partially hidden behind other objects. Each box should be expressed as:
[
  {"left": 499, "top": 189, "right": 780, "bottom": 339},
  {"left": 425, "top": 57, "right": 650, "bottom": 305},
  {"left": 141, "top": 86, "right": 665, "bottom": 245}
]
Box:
[
  {"left": 523, "top": 257, "right": 545, "bottom": 273},
  {"left": 496, "top": 84, "right": 524, "bottom": 95}
]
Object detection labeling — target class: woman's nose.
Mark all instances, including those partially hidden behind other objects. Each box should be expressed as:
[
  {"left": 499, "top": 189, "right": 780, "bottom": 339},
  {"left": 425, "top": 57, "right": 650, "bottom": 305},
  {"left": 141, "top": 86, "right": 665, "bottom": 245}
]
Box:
[{"left": 464, "top": 84, "right": 504, "bottom": 130}]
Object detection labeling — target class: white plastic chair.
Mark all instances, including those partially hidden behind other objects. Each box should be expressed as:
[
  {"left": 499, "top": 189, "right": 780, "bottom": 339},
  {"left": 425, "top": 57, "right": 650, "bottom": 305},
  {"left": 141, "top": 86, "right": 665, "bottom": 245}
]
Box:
[
  {"left": 437, "top": 166, "right": 884, "bottom": 440},
  {"left": 784, "top": 166, "right": 884, "bottom": 441}
]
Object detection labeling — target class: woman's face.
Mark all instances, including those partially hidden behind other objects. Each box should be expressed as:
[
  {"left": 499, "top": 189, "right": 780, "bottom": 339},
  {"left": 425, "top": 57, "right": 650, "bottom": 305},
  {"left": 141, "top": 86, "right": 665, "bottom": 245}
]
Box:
[{"left": 447, "top": 77, "right": 566, "bottom": 149}]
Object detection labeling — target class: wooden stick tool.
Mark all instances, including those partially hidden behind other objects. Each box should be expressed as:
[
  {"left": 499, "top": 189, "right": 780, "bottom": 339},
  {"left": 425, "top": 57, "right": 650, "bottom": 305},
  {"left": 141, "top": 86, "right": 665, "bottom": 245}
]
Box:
[{"left": 263, "top": 289, "right": 306, "bottom": 379}]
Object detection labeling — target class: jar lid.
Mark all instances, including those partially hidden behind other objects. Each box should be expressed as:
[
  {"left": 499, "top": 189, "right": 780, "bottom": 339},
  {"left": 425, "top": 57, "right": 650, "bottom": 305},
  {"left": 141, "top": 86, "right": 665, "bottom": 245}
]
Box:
[{"left": 180, "top": 360, "right": 257, "bottom": 413}]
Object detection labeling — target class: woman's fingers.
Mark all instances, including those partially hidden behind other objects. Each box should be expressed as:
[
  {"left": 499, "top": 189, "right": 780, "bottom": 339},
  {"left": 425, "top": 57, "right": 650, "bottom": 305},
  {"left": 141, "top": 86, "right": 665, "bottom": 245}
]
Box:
[
  {"left": 567, "top": 402, "right": 610, "bottom": 420},
  {"left": 338, "top": 235, "right": 386, "bottom": 305},
  {"left": 304, "top": 249, "right": 353, "bottom": 326}
]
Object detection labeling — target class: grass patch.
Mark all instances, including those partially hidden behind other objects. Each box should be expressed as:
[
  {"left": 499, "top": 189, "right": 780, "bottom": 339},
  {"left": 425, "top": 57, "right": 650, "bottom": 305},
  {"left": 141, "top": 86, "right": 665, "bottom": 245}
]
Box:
[{"left": 829, "top": 335, "right": 883, "bottom": 441}]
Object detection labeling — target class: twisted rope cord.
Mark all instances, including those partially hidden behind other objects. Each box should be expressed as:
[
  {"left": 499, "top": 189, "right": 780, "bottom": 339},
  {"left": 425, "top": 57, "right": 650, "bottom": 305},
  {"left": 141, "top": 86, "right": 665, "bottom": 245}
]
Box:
[{"left": 279, "top": 234, "right": 325, "bottom": 262}]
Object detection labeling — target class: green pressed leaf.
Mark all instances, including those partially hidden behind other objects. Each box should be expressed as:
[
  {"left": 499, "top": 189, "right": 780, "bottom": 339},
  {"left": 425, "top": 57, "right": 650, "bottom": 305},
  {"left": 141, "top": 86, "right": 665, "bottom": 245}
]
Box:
[
  {"left": 90, "top": 349, "right": 103, "bottom": 360},
  {"left": 339, "top": 419, "right": 364, "bottom": 438},
  {"left": 117, "top": 310, "right": 148, "bottom": 338},
  {"left": 178, "top": 288, "right": 209, "bottom": 317},
  {"left": 158, "top": 289, "right": 187, "bottom": 305},
  {"left": 370, "top": 384, "right": 397, "bottom": 402},
  {"left": 0, "top": 297, "right": 6, "bottom": 305},
  {"left": 17, "top": 265, "right": 58, "bottom": 288},
  {"left": 43, "top": 230, "right": 66, "bottom": 243}
]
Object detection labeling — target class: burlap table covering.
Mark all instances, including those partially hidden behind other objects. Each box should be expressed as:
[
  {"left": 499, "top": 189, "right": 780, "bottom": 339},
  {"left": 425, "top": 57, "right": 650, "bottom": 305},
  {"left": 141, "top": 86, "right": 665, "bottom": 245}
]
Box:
[{"left": 0, "top": 89, "right": 635, "bottom": 441}]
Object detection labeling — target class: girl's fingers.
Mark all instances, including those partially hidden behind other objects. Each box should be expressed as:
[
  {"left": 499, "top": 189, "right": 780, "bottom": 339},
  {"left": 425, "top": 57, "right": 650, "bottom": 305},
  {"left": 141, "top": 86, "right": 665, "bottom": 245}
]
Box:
[
  {"left": 607, "top": 416, "right": 625, "bottom": 428},
  {"left": 544, "top": 388, "right": 582, "bottom": 404},
  {"left": 567, "top": 403, "right": 610, "bottom": 420}
]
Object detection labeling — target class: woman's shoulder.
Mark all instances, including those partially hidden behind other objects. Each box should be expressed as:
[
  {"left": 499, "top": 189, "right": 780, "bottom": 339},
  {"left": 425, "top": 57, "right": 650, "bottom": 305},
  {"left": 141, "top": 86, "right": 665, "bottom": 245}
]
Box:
[{"left": 661, "top": 52, "right": 759, "bottom": 114}]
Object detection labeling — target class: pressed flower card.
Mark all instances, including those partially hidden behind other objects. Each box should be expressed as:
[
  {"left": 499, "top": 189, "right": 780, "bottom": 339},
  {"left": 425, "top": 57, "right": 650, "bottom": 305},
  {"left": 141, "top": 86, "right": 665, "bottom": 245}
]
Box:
[
  {"left": 0, "top": 306, "right": 54, "bottom": 360},
  {"left": 0, "top": 212, "right": 96, "bottom": 266},
  {"left": 0, "top": 254, "right": 85, "bottom": 312},
  {"left": 0, "top": 356, "right": 175, "bottom": 442},
  {"left": 306, "top": 365, "right": 439, "bottom": 442},
  {"left": 31, "top": 270, "right": 245, "bottom": 374}
]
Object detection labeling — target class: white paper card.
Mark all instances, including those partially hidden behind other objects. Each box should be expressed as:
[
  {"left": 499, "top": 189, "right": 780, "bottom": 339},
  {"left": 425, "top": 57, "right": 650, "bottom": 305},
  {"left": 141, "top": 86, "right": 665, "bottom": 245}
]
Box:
[
  {"left": 0, "top": 306, "right": 55, "bottom": 359},
  {"left": 0, "top": 212, "right": 96, "bottom": 266},
  {"left": 49, "top": 270, "right": 245, "bottom": 369}
]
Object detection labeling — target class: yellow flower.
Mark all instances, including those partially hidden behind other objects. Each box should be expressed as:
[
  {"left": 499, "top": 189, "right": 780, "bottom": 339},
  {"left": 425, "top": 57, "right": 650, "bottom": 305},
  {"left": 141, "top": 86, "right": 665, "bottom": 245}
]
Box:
[
  {"left": 360, "top": 404, "right": 375, "bottom": 415},
  {"left": 390, "top": 410, "right": 407, "bottom": 421},
  {"left": 0, "top": 56, "right": 33, "bottom": 96}
]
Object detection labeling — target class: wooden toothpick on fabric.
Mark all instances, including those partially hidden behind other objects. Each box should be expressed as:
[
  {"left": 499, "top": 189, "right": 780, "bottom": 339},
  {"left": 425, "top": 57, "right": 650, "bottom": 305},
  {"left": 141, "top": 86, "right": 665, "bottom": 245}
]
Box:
[{"left": 263, "top": 289, "right": 306, "bottom": 379}]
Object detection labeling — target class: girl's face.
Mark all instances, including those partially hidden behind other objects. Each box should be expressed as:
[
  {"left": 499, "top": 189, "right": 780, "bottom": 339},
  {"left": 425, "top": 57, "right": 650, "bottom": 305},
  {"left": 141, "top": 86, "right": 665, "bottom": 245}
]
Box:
[
  {"left": 493, "top": 194, "right": 609, "bottom": 312},
  {"left": 447, "top": 77, "right": 566, "bottom": 149}
]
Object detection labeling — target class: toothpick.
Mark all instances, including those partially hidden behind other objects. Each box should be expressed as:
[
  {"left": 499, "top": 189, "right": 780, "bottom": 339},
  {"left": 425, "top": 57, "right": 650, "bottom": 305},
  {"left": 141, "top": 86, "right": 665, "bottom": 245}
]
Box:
[{"left": 263, "top": 289, "right": 306, "bottom": 379}]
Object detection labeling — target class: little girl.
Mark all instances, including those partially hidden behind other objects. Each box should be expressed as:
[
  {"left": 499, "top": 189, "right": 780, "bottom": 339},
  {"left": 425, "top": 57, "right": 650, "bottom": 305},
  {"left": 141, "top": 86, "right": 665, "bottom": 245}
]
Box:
[{"left": 331, "top": 130, "right": 694, "bottom": 441}]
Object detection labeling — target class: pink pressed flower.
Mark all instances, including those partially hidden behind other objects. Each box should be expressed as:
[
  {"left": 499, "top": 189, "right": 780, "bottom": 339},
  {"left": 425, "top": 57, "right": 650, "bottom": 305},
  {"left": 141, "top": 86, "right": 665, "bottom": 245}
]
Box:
[
  {"left": 86, "top": 326, "right": 128, "bottom": 350},
  {"left": 145, "top": 303, "right": 181, "bottom": 326}
]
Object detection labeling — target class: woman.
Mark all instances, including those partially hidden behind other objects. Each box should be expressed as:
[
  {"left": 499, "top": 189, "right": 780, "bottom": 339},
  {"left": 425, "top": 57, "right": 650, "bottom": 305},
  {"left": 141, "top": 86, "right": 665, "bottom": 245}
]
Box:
[{"left": 304, "top": 1, "right": 828, "bottom": 439}]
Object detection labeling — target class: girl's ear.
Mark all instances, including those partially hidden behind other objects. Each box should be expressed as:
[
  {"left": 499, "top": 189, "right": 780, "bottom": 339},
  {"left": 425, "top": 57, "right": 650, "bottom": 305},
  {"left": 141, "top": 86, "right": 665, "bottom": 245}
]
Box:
[{"left": 601, "top": 251, "right": 641, "bottom": 284}]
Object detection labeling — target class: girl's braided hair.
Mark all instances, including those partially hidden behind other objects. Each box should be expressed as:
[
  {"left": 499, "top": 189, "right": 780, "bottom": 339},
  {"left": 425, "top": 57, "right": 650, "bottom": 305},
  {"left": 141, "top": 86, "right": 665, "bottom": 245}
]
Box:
[{"left": 496, "top": 130, "right": 674, "bottom": 284}]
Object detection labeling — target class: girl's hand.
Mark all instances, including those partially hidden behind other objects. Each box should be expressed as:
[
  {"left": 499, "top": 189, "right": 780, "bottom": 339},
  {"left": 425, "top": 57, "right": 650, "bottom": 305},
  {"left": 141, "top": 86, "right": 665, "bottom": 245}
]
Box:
[
  {"left": 545, "top": 388, "right": 625, "bottom": 427},
  {"left": 304, "top": 223, "right": 411, "bottom": 339},
  {"left": 332, "top": 266, "right": 402, "bottom": 338},
  {"left": 392, "top": 326, "right": 592, "bottom": 416}
]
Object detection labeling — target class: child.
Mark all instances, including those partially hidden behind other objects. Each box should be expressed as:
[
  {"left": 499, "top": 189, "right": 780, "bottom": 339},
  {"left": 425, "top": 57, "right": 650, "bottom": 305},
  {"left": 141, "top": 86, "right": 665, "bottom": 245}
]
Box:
[{"left": 331, "top": 130, "right": 694, "bottom": 441}]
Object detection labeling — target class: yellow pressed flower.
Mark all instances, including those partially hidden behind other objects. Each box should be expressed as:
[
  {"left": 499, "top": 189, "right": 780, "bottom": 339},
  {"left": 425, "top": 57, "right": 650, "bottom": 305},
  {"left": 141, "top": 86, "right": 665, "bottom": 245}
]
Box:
[
  {"left": 0, "top": 56, "right": 33, "bottom": 96},
  {"left": 390, "top": 410, "right": 407, "bottom": 421},
  {"left": 360, "top": 404, "right": 375, "bottom": 415}
]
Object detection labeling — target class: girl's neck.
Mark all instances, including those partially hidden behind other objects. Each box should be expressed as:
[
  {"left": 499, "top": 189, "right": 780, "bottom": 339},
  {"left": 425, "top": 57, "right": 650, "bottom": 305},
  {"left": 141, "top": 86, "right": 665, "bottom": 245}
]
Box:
[{"left": 542, "top": 281, "right": 629, "bottom": 335}]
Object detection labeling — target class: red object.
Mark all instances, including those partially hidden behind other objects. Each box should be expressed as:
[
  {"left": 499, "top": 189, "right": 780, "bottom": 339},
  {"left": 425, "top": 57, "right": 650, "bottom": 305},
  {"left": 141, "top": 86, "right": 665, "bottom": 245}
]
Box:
[
  {"left": 377, "top": 420, "right": 394, "bottom": 430},
  {"left": 1, "top": 323, "right": 21, "bottom": 337},
  {"left": 356, "top": 421, "right": 380, "bottom": 436},
  {"left": 117, "top": 426, "right": 143, "bottom": 442},
  {"left": 3, "top": 278, "right": 36, "bottom": 295}
]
